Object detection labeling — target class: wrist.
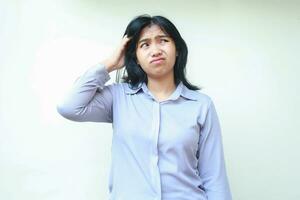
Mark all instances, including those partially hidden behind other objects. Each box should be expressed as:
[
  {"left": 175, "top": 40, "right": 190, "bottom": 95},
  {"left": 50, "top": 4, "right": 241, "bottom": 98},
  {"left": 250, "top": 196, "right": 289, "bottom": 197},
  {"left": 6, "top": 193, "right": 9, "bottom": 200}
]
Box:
[{"left": 102, "top": 60, "right": 115, "bottom": 73}]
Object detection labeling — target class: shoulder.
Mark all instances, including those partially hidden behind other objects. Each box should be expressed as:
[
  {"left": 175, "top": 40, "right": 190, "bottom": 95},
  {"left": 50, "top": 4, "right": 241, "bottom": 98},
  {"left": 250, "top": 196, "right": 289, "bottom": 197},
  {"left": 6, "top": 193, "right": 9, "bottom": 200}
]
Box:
[
  {"left": 191, "top": 90, "right": 212, "bottom": 103},
  {"left": 182, "top": 86, "right": 218, "bottom": 124},
  {"left": 194, "top": 93, "right": 220, "bottom": 129},
  {"left": 105, "top": 82, "right": 140, "bottom": 95},
  {"left": 181, "top": 85, "right": 213, "bottom": 107}
]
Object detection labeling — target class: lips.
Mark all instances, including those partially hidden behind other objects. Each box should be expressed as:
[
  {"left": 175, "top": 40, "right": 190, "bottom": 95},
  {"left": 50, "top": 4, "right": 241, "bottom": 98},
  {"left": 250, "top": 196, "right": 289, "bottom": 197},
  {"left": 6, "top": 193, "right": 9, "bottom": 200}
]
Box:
[{"left": 150, "top": 58, "right": 165, "bottom": 64}]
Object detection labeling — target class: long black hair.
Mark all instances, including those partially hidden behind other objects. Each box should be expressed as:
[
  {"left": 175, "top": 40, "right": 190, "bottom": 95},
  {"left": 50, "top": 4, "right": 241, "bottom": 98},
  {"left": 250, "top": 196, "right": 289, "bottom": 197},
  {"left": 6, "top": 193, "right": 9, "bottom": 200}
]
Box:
[{"left": 116, "top": 14, "right": 200, "bottom": 90}]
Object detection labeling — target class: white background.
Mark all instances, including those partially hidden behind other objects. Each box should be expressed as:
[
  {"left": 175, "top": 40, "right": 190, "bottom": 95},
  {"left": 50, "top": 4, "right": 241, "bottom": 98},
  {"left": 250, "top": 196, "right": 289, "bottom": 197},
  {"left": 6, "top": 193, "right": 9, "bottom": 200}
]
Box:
[{"left": 1, "top": 0, "right": 300, "bottom": 199}]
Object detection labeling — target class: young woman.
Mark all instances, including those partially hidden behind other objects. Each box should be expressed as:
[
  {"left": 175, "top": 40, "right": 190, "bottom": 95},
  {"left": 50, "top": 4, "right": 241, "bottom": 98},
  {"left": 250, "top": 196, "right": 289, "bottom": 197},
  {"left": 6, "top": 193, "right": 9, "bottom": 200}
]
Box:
[{"left": 57, "top": 14, "right": 232, "bottom": 200}]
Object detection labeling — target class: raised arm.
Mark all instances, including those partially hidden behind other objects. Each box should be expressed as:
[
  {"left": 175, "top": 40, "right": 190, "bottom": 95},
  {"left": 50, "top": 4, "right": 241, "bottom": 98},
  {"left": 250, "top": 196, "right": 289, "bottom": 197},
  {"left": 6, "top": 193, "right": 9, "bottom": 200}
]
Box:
[
  {"left": 56, "top": 64, "right": 114, "bottom": 122},
  {"left": 56, "top": 35, "right": 131, "bottom": 123}
]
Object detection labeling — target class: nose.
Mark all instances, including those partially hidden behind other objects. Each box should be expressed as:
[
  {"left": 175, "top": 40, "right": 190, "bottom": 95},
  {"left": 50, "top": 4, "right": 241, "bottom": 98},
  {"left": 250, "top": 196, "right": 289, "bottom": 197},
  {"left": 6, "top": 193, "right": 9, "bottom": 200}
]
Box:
[{"left": 150, "top": 45, "right": 162, "bottom": 57}]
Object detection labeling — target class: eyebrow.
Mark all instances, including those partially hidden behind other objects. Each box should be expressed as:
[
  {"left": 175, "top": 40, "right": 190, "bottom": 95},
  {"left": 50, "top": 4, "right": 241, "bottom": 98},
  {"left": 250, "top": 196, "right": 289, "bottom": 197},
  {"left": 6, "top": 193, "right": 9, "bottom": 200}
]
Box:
[{"left": 138, "top": 34, "right": 170, "bottom": 45}]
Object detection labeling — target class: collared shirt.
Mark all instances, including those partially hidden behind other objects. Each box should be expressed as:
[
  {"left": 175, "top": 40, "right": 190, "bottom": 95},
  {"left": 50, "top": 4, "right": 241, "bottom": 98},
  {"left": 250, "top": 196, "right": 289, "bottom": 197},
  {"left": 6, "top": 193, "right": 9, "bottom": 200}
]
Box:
[{"left": 57, "top": 64, "right": 232, "bottom": 200}]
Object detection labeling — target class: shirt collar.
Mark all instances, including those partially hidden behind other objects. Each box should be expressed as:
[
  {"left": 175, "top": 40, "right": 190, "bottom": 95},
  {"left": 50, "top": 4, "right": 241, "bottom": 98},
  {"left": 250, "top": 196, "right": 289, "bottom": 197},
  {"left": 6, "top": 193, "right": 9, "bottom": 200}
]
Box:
[{"left": 124, "top": 81, "right": 198, "bottom": 101}]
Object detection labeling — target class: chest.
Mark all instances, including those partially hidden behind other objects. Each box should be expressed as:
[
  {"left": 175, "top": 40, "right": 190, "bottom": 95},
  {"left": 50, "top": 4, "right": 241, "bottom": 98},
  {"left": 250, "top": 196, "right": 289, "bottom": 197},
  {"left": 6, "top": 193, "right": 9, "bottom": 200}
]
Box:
[{"left": 112, "top": 93, "right": 201, "bottom": 151}]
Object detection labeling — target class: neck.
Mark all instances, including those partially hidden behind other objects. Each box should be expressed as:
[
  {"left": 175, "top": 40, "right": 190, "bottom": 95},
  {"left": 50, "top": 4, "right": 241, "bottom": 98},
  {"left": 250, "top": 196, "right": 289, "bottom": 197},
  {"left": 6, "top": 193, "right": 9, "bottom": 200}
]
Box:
[{"left": 147, "top": 74, "right": 176, "bottom": 100}]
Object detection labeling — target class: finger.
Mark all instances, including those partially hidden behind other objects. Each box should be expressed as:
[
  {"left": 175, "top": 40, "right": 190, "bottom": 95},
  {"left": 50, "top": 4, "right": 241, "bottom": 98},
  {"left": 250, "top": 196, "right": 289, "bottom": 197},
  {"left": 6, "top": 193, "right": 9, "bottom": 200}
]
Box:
[
  {"left": 123, "top": 34, "right": 131, "bottom": 42},
  {"left": 120, "top": 37, "right": 131, "bottom": 49}
]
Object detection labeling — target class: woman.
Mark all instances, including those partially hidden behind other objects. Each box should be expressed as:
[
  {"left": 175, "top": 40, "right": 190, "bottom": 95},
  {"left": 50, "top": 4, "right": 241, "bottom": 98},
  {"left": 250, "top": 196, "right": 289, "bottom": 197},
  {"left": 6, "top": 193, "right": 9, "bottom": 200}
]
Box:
[{"left": 57, "top": 14, "right": 232, "bottom": 200}]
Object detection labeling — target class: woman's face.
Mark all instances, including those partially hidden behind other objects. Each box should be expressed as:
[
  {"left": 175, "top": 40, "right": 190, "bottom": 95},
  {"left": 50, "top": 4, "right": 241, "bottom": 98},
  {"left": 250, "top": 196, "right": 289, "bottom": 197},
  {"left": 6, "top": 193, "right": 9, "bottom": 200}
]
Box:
[{"left": 135, "top": 24, "right": 177, "bottom": 81}]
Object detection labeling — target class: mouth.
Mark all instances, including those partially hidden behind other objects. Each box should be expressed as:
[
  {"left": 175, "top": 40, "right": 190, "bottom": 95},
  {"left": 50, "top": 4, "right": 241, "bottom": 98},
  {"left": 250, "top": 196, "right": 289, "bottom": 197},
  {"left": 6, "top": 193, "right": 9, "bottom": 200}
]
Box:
[{"left": 150, "top": 58, "right": 165, "bottom": 64}]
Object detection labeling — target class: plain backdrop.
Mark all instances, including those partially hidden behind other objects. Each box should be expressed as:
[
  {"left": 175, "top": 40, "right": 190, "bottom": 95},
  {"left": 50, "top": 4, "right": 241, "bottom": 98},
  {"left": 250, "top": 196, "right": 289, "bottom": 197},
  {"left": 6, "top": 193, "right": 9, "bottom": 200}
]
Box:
[{"left": 1, "top": 0, "right": 300, "bottom": 199}]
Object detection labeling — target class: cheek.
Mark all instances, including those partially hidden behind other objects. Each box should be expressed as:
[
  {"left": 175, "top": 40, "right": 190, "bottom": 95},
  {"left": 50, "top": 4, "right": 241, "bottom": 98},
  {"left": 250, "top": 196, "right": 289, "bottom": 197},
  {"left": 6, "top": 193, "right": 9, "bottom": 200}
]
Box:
[
  {"left": 169, "top": 50, "right": 177, "bottom": 63},
  {"left": 165, "top": 45, "right": 176, "bottom": 59},
  {"left": 135, "top": 50, "right": 141, "bottom": 62},
  {"left": 136, "top": 52, "right": 148, "bottom": 65}
]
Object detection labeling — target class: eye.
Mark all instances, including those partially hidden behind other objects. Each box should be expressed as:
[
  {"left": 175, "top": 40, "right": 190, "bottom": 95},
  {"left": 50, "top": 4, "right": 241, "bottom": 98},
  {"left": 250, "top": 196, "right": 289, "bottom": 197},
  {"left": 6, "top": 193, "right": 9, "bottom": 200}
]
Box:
[
  {"left": 140, "top": 43, "right": 149, "bottom": 48},
  {"left": 160, "top": 38, "right": 169, "bottom": 43}
]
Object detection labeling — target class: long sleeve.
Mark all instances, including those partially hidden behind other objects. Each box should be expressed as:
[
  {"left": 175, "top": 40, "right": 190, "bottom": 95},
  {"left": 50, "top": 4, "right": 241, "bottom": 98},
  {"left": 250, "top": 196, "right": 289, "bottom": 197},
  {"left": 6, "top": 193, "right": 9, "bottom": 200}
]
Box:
[
  {"left": 198, "top": 100, "right": 232, "bottom": 200},
  {"left": 56, "top": 63, "right": 114, "bottom": 123}
]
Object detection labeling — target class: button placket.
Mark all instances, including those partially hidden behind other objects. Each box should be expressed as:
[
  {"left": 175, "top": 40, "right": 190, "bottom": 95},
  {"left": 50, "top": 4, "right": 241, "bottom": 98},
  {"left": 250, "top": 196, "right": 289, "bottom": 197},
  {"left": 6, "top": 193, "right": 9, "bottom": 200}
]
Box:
[{"left": 150, "top": 101, "right": 162, "bottom": 199}]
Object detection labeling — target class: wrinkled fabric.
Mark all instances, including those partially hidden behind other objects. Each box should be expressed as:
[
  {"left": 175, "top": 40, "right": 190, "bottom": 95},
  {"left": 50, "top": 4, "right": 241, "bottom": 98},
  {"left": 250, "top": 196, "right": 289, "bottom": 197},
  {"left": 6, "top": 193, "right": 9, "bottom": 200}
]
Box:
[{"left": 57, "top": 63, "right": 232, "bottom": 200}]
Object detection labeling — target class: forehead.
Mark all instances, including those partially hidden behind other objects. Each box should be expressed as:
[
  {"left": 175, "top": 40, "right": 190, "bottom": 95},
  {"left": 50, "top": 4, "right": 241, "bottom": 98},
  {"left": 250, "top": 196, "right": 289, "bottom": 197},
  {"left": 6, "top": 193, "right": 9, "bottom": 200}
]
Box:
[{"left": 139, "top": 24, "right": 168, "bottom": 39}]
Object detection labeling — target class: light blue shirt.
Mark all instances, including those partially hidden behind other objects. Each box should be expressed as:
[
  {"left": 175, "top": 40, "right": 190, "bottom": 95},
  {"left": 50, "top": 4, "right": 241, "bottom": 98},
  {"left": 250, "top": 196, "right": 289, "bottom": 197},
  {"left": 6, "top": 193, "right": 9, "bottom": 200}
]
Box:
[{"left": 57, "top": 64, "right": 232, "bottom": 200}]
